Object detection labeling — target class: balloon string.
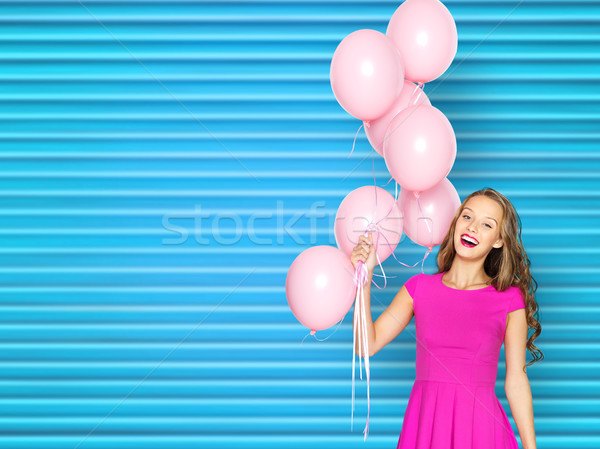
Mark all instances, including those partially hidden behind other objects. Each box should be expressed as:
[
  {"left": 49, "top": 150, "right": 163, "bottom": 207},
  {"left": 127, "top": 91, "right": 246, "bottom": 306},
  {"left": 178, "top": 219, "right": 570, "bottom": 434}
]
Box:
[
  {"left": 366, "top": 146, "right": 401, "bottom": 290},
  {"left": 300, "top": 315, "right": 345, "bottom": 345},
  {"left": 414, "top": 192, "right": 433, "bottom": 274},
  {"left": 347, "top": 123, "right": 364, "bottom": 158},
  {"left": 351, "top": 284, "right": 356, "bottom": 431},
  {"left": 370, "top": 250, "right": 386, "bottom": 289},
  {"left": 372, "top": 218, "right": 432, "bottom": 274},
  {"left": 361, "top": 183, "right": 432, "bottom": 275},
  {"left": 312, "top": 315, "right": 345, "bottom": 342},
  {"left": 351, "top": 243, "right": 371, "bottom": 440},
  {"left": 414, "top": 192, "right": 432, "bottom": 237},
  {"left": 373, "top": 272, "right": 397, "bottom": 278},
  {"left": 362, "top": 218, "right": 397, "bottom": 291},
  {"left": 364, "top": 147, "right": 392, "bottom": 290},
  {"left": 365, "top": 186, "right": 431, "bottom": 276},
  {"left": 361, "top": 181, "right": 420, "bottom": 289},
  {"left": 362, "top": 217, "right": 400, "bottom": 286},
  {"left": 368, "top": 145, "right": 379, "bottom": 237},
  {"left": 360, "top": 264, "right": 370, "bottom": 441},
  {"left": 368, "top": 226, "right": 399, "bottom": 290}
]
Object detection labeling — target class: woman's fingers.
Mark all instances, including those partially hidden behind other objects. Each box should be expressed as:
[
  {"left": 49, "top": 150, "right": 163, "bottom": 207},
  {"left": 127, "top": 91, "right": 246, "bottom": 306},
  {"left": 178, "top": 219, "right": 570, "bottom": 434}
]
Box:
[
  {"left": 352, "top": 246, "right": 369, "bottom": 259},
  {"left": 353, "top": 241, "right": 369, "bottom": 251},
  {"left": 358, "top": 240, "right": 369, "bottom": 249},
  {"left": 353, "top": 251, "right": 367, "bottom": 261},
  {"left": 352, "top": 246, "right": 362, "bottom": 256},
  {"left": 352, "top": 243, "right": 371, "bottom": 259},
  {"left": 351, "top": 233, "right": 375, "bottom": 269},
  {"left": 353, "top": 234, "right": 374, "bottom": 262}
]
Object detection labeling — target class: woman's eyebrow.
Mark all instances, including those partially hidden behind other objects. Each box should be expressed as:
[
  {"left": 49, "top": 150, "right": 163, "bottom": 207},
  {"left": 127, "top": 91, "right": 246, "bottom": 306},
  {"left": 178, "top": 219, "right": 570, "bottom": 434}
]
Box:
[{"left": 463, "top": 207, "right": 498, "bottom": 224}]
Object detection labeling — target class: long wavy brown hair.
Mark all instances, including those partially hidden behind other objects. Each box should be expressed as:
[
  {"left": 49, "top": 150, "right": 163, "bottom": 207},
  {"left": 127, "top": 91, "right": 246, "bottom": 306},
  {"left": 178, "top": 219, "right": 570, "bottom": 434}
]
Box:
[{"left": 435, "top": 187, "right": 543, "bottom": 371}]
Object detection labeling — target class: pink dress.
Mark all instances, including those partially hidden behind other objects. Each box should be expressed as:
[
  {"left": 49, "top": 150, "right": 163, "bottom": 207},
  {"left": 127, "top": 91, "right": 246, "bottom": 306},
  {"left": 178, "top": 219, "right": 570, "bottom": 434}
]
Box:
[{"left": 396, "top": 271, "right": 526, "bottom": 449}]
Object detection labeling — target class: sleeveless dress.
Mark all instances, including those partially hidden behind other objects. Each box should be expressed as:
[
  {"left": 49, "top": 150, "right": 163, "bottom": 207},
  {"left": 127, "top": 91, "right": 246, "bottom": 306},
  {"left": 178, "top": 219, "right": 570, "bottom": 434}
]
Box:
[{"left": 396, "top": 271, "right": 526, "bottom": 449}]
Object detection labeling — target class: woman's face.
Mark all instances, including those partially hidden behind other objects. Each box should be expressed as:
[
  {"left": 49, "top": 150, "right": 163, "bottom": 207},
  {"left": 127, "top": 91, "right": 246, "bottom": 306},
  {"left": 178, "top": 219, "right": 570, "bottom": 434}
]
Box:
[{"left": 454, "top": 195, "right": 503, "bottom": 258}]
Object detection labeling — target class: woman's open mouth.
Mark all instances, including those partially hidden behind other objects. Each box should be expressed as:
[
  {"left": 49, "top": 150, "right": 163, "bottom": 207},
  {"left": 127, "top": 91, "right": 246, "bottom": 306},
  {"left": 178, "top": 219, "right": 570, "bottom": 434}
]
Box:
[{"left": 460, "top": 234, "right": 478, "bottom": 248}]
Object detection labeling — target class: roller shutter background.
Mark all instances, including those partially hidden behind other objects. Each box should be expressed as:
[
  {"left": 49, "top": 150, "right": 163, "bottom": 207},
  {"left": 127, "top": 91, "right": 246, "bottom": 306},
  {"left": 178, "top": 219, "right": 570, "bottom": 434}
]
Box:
[{"left": 0, "top": 0, "right": 598, "bottom": 448}]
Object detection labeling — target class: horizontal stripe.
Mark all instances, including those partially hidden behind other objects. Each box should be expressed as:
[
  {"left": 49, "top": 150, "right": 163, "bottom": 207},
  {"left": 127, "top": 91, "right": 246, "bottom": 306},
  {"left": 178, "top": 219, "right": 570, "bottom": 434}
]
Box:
[{"left": 0, "top": 151, "right": 597, "bottom": 158}]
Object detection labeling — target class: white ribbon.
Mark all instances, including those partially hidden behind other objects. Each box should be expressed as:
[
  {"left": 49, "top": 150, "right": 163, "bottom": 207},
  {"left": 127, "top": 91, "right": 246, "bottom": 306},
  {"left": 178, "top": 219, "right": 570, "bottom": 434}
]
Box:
[{"left": 351, "top": 228, "right": 383, "bottom": 441}]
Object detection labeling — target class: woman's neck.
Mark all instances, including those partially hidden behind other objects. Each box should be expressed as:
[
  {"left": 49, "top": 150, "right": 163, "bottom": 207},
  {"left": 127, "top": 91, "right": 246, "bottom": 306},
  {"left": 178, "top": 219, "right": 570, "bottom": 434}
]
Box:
[{"left": 443, "top": 261, "right": 491, "bottom": 289}]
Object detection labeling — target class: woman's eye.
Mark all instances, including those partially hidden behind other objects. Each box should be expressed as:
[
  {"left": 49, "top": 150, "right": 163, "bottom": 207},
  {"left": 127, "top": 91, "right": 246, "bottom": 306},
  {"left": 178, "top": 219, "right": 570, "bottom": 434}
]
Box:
[{"left": 463, "top": 214, "right": 491, "bottom": 228}]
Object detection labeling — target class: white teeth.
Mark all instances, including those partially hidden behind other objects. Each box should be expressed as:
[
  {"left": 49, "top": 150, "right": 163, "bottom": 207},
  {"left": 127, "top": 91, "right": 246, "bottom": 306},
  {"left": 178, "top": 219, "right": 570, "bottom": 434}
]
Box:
[{"left": 462, "top": 235, "right": 478, "bottom": 245}]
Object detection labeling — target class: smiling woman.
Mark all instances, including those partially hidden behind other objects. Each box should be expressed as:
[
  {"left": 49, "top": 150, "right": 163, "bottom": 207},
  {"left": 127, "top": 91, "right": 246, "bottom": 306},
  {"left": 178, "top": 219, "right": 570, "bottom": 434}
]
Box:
[{"left": 351, "top": 187, "right": 542, "bottom": 449}]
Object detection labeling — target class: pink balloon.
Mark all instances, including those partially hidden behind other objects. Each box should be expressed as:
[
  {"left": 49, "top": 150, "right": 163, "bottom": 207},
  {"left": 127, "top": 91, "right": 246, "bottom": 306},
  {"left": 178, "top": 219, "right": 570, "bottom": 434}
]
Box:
[
  {"left": 386, "top": 0, "right": 458, "bottom": 83},
  {"left": 383, "top": 104, "right": 456, "bottom": 193},
  {"left": 286, "top": 246, "right": 356, "bottom": 333},
  {"left": 397, "top": 178, "right": 461, "bottom": 248},
  {"left": 330, "top": 29, "right": 405, "bottom": 122},
  {"left": 365, "top": 80, "right": 431, "bottom": 157},
  {"left": 334, "top": 185, "right": 403, "bottom": 263}
]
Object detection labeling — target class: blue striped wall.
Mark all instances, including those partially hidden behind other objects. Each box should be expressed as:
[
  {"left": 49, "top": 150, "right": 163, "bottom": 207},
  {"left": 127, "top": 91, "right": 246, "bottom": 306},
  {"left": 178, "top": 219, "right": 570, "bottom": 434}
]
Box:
[{"left": 0, "top": 1, "right": 598, "bottom": 448}]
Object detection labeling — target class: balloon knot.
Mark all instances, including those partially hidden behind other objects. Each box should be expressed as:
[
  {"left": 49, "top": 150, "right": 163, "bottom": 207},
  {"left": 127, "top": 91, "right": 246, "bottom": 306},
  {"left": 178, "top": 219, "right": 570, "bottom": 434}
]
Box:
[
  {"left": 310, "top": 330, "right": 316, "bottom": 335},
  {"left": 364, "top": 121, "right": 371, "bottom": 129},
  {"left": 365, "top": 222, "right": 377, "bottom": 233}
]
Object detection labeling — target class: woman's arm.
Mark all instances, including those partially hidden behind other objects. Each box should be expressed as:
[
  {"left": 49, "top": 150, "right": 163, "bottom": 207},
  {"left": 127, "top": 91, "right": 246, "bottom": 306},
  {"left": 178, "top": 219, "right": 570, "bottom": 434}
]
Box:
[
  {"left": 504, "top": 309, "right": 537, "bottom": 449},
  {"left": 350, "top": 234, "right": 377, "bottom": 357},
  {"left": 350, "top": 233, "right": 414, "bottom": 358}
]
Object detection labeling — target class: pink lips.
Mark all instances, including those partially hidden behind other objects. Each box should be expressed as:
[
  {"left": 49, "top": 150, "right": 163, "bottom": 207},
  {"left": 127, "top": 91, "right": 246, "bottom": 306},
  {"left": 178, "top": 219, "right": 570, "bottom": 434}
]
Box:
[{"left": 460, "top": 233, "right": 478, "bottom": 248}]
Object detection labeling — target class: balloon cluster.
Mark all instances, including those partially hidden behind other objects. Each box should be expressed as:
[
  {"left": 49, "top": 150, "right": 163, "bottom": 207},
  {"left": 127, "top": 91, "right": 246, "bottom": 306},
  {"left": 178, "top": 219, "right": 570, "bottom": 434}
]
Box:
[{"left": 286, "top": 0, "right": 461, "bottom": 440}]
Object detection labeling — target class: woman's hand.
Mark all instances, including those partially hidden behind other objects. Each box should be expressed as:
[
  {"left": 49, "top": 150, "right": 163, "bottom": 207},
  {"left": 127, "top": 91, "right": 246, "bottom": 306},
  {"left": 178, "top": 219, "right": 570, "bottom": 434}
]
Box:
[{"left": 350, "top": 232, "right": 377, "bottom": 275}]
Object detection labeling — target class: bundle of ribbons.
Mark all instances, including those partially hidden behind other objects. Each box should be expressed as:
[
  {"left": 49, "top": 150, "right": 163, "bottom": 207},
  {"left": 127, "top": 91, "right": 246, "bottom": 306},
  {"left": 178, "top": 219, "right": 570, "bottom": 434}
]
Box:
[{"left": 350, "top": 202, "right": 432, "bottom": 441}]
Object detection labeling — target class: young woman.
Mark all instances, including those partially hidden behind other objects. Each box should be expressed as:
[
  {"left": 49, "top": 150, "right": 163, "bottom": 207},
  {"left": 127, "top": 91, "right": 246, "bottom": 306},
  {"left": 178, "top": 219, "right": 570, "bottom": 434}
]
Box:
[{"left": 350, "top": 187, "right": 542, "bottom": 449}]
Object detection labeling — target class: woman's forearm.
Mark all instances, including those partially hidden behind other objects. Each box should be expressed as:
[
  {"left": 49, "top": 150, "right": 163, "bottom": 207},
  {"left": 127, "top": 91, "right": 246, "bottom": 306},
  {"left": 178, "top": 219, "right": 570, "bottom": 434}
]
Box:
[
  {"left": 353, "top": 272, "right": 377, "bottom": 357},
  {"left": 505, "top": 378, "right": 537, "bottom": 449}
]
